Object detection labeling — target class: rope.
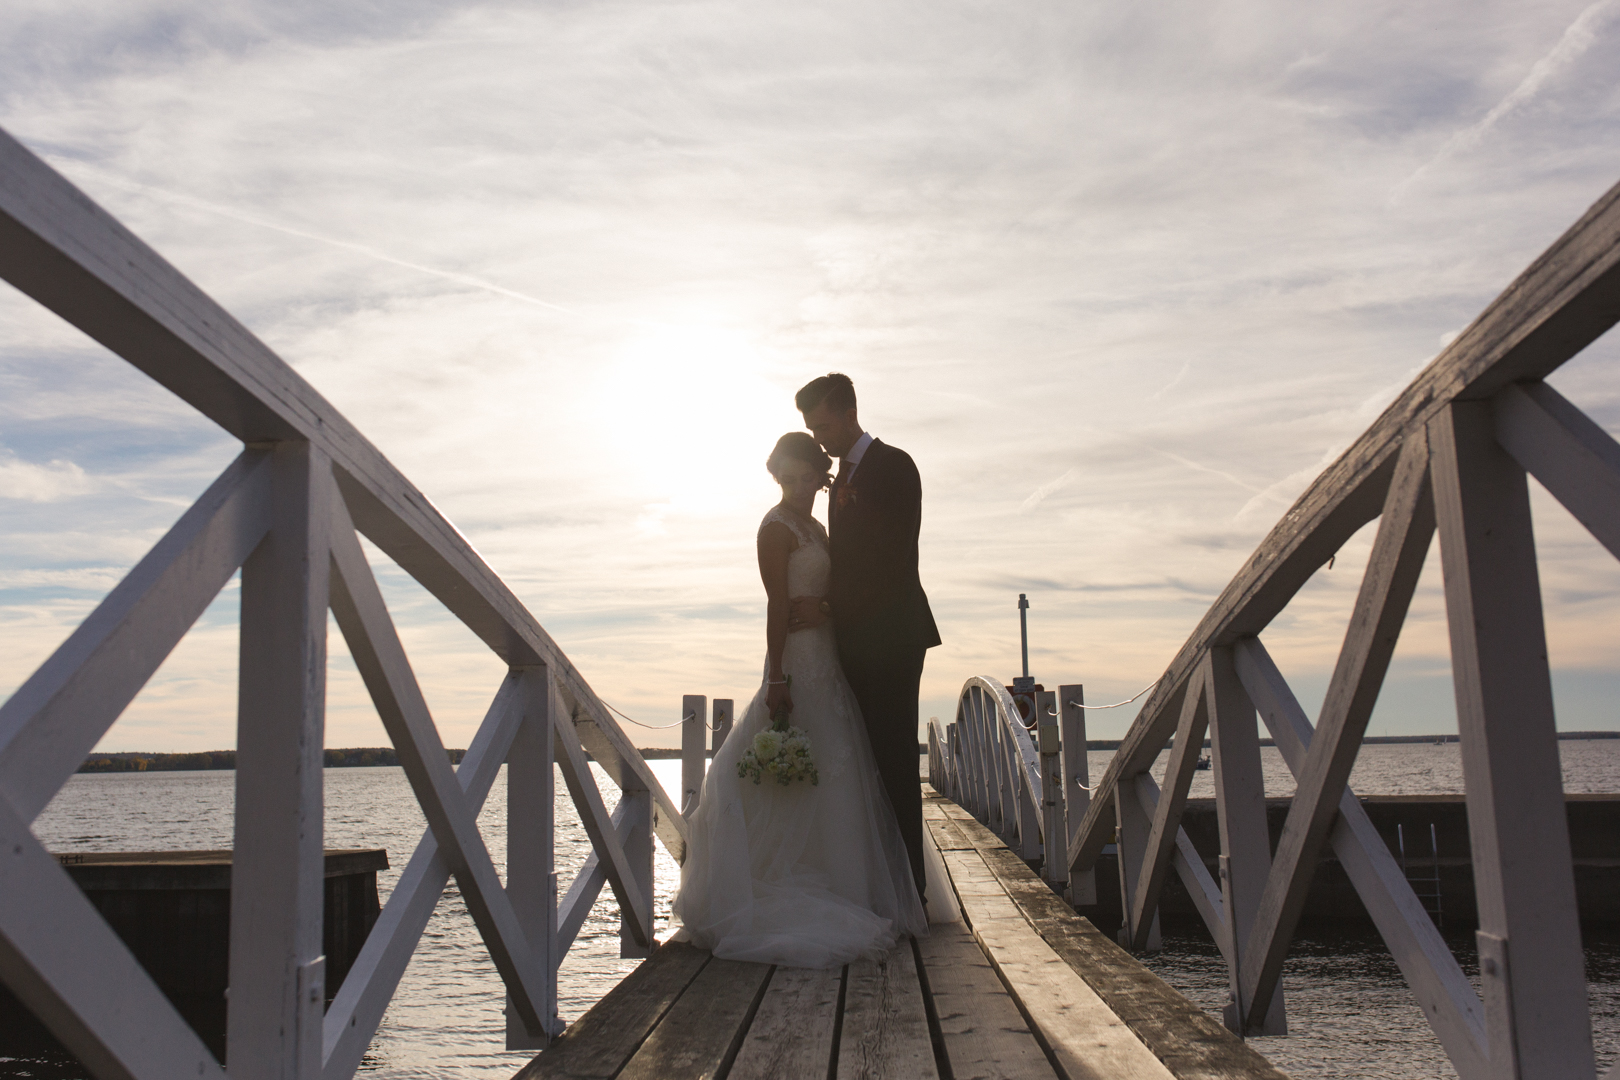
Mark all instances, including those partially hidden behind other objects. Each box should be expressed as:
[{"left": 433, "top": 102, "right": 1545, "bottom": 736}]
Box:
[
  {"left": 600, "top": 703, "right": 720, "bottom": 731},
  {"left": 1067, "top": 679, "right": 1159, "bottom": 711},
  {"left": 1005, "top": 678, "right": 1159, "bottom": 732}
]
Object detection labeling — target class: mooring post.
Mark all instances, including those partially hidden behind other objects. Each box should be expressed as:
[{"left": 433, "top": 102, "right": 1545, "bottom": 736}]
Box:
[
  {"left": 1036, "top": 688, "right": 1066, "bottom": 886},
  {"left": 711, "top": 698, "right": 733, "bottom": 756},
  {"left": 681, "top": 694, "right": 706, "bottom": 817},
  {"left": 1059, "top": 684, "right": 1095, "bottom": 905}
]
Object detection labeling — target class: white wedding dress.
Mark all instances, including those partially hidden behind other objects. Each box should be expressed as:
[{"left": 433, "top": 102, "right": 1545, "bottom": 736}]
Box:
[{"left": 671, "top": 506, "right": 927, "bottom": 968}]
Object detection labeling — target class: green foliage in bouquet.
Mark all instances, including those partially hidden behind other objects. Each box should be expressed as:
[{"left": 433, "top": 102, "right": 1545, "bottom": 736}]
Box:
[{"left": 737, "top": 674, "right": 820, "bottom": 786}]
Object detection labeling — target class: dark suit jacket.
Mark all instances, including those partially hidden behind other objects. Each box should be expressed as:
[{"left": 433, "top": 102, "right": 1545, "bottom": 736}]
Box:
[{"left": 828, "top": 439, "right": 941, "bottom": 658}]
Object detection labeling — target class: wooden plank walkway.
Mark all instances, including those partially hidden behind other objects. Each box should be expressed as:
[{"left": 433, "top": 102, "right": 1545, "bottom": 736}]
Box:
[{"left": 514, "top": 784, "right": 1290, "bottom": 1080}]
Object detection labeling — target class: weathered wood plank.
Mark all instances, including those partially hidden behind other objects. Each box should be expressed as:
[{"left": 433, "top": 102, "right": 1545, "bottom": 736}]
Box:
[
  {"left": 927, "top": 814, "right": 977, "bottom": 852},
  {"left": 940, "top": 846, "right": 1175, "bottom": 1080},
  {"left": 617, "top": 957, "right": 772, "bottom": 1080},
  {"left": 968, "top": 843, "right": 1293, "bottom": 1080},
  {"left": 514, "top": 941, "right": 709, "bottom": 1080},
  {"left": 728, "top": 965, "right": 842, "bottom": 1080},
  {"left": 916, "top": 920, "right": 1055, "bottom": 1080},
  {"left": 837, "top": 944, "right": 939, "bottom": 1080}
]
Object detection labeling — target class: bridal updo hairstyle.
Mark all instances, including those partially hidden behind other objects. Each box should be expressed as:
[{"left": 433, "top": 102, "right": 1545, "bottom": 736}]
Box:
[{"left": 767, "top": 432, "right": 833, "bottom": 491}]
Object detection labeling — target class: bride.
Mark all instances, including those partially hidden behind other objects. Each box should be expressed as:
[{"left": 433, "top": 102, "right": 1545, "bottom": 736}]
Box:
[{"left": 671, "top": 432, "right": 927, "bottom": 967}]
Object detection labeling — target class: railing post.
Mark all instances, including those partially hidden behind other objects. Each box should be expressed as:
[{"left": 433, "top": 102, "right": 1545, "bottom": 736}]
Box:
[
  {"left": 681, "top": 694, "right": 706, "bottom": 816},
  {"left": 1037, "top": 690, "right": 1065, "bottom": 886},
  {"left": 711, "top": 698, "right": 733, "bottom": 756},
  {"left": 1059, "top": 685, "right": 1095, "bottom": 905},
  {"left": 618, "top": 781, "right": 655, "bottom": 960},
  {"left": 1432, "top": 402, "right": 1595, "bottom": 1078},
  {"left": 505, "top": 668, "right": 560, "bottom": 1049},
  {"left": 946, "top": 722, "right": 961, "bottom": 802},
  {"left": 1209, "top": 647, "right": 1287, "bottom": 1036},
  {"left": 229, "top": 441, "right": 330, "bottom": 1080},
  {"left": 1115, "top": 775, "right": 1161, "bottom": 951},
  {"left": 965, "top": 689, "right": 992, "bottom": 827},
  {"left": 933, "top": 722, "right": 946, "bottom": 790}
]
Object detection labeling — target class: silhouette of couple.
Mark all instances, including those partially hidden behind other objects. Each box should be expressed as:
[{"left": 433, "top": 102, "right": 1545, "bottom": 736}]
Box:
[{"left": 672, "top": 373, "right": 941, "bottom": 967}]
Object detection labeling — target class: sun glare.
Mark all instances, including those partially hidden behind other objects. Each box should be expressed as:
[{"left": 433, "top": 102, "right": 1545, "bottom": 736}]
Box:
[{"left": 595, "top": 326, "right": 807, "bottom": 521}]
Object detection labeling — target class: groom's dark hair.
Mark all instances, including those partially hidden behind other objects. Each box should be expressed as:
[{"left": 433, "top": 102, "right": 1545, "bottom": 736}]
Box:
[{"left": 795, "top": 373, "right": 857, "bottom": 415}]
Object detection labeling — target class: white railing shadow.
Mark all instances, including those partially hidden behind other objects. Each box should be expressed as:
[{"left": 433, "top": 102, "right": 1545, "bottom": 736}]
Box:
[{"left": 0, "top": 125, "right": 687, "bottom": 1079}]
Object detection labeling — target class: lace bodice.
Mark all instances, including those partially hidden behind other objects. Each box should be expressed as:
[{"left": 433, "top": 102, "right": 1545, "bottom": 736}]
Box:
[{"left": 758, "top": 506, "right": 830, "bottom": 597}]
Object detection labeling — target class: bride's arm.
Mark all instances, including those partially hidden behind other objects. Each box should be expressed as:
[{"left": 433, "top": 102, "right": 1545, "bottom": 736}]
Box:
[{"left": 758, "top": 521, "right": 797, "bottom": 717}]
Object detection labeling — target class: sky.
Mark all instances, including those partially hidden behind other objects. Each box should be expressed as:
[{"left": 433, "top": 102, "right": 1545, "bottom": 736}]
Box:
[{"left": 3, "top": 0, "right": 1620, "bottom": 754}]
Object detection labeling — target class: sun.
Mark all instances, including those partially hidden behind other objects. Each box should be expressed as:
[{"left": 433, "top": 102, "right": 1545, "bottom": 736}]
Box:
[{"left": 594, "top": 325, "right": 806, "bottom": 517}]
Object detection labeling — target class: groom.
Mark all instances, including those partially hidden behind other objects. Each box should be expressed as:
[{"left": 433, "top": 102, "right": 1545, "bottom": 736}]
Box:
[{"left": 792, "top": 373, "right": 940, "bottom": 901}]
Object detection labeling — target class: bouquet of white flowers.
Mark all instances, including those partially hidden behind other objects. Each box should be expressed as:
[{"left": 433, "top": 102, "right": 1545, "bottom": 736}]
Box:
[{"left": 736, "top": 675, "right": 819, "bottom": 787}]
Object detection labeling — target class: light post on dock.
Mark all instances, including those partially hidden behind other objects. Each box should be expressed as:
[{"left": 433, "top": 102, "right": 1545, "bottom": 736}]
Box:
[{"left": 1013, "top": 593, "right": 1033, "bottom": 694}]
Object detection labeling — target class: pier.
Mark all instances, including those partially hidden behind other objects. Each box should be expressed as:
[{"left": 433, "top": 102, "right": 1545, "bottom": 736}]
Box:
[
  {"left": 2, "top": 119, "right": 1620, "bottom": 1080},
  {"left": 516, "top": 785, "right": 1285, "bottom": 1080}
]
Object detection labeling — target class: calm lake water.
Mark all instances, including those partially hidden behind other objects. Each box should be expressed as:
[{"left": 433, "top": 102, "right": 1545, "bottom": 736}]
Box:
[{"left": 13, "top": 741, "right": 1620, "bottom": 1079}]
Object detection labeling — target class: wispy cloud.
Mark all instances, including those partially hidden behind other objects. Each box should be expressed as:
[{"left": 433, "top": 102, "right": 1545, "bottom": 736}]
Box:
[
  {"left": 51, "top": 160, "right": 587, "bottom": 319},
  {"left": 2, "top": 0, "right": 1619, "bottom": 747},
  {"left": 1397, "top": 0, "right": 1620, "bottom": 195},
  {"left": 1020, "top": 468, "right": 1076, "bottom": 512}
]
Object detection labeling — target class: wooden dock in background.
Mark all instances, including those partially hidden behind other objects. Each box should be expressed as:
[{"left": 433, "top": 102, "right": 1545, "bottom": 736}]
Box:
[{"left": 514, "top": 784, "right": 1288, "bottom": 1080}]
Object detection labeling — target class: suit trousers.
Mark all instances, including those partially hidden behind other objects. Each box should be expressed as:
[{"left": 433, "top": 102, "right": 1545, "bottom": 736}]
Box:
[{"left": 839, "top": 642, "right": 928, "bottom": 903}]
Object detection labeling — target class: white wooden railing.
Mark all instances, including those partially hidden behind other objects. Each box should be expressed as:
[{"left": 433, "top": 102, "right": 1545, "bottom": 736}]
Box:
[
  {"left": 0, "top": 125, "right": 691, "bottom": 1079},
  {"left": 929, "top": 681, "right": 1101, "bottom": 904},
  {"left": 940, "top": 176, "right": 1620, "bottom": 1080}
]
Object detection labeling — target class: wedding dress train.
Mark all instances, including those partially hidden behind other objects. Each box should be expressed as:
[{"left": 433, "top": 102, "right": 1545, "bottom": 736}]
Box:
[{"left": 671, "top": 506, "right": 927, "bottom": 968}]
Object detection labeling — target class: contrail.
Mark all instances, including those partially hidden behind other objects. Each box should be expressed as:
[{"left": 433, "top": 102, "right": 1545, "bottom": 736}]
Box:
[
  {"left": 45, "top": 156, "right": 585, "bottom": 318},
  {"left": 1395, "top": 0, "right": 1619, "bottom": 198}
]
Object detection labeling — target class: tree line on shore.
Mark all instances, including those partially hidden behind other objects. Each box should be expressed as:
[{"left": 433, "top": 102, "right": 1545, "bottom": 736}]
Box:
[{"left": 78, "top": 747, "right": 468, "bottom": 773}]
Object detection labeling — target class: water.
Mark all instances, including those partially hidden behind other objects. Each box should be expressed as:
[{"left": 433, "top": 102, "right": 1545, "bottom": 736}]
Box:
[
  {"left": 1112, "top": 735, "right": 1620, "bottom": 798},
  {"left": 26, "top": 761, "right": 686, "bottom": 1079},
  {"left": 16, "top": 742, "right": 1620, "bottom": 1078}
]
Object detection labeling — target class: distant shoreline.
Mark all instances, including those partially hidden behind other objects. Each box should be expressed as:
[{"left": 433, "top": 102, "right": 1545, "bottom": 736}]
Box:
[
  {"left": 77, "top": 748, "right": 466, "bottom": 773},
  {"left": 642, "top": 730, "right": 1620, "bottom": 758},
  {"left": 76, "top": 731, "right": 1620, "bottom": 771}
]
